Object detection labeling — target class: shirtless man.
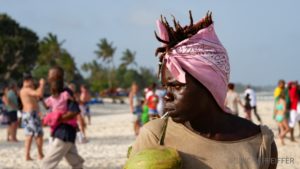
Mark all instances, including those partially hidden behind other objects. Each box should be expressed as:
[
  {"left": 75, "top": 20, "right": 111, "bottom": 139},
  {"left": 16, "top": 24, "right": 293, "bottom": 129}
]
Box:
[{"left": 20, "top": 75, "right": 45, "bottom": 161}]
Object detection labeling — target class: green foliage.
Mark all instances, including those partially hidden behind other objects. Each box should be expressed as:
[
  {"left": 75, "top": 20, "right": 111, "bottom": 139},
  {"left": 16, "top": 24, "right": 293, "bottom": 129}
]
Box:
[
  {"left": 81, "top": 60, "right": 110, "bottom": 92},
  {"left": 120, "top": 49, "right": 136, "bottom": 69},
  {"left": 83, "top": 39, "right": 158, "bottom": 93},
  {"left": 94, "top": 38, "right": 117, "bottom": 89},
  {"left": 33, "top": 33, "right": 77, "bottom": 82},
  {"left": 32, "top": 65, "right": 51, "bottom": 80},
  {"left": 0, "top": 14, "right": 39, "bottom": 81},
  {"left": 95, "top": 38, "right": 116, "bottom": 64}
]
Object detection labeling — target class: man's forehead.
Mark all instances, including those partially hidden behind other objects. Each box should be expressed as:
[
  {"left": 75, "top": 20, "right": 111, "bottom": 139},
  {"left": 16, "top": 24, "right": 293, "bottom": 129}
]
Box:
[
  {"left": 48, "top": 68, "right": 62, "bottom": 78},
  {"left": 161, "top": 66, "right": 181, "bottom": 84}
]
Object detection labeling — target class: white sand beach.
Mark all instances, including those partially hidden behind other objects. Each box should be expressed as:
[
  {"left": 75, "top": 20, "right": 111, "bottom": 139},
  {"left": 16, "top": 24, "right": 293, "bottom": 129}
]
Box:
[{"left": 0, "top": 100, "right": 299, "bottom": 169}]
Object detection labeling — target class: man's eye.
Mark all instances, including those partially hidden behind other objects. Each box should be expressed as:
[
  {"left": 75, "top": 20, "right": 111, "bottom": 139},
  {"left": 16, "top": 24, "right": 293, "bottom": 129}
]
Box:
[{"left": 174, "top": 85, "right": 182, "bottom": 90}]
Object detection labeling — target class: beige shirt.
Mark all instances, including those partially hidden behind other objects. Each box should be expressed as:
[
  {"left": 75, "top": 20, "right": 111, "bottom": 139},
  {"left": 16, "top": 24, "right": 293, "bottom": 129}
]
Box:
[{"left": 130, "top": 118, "right": 274, "bottom": 169}]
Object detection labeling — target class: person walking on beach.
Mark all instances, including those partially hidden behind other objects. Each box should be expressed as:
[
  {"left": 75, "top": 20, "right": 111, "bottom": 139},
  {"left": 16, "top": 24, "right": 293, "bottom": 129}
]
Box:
[
  {"left": 43, "top": 77, "right": 77, "bottom": 140},
  {"left": 2, "top": 85, "right": 19, "bottom": 142},
  {"left": 80, "top": 85, "right": 91, "bottom": 125},
  {"left": 244, "top": 85, "right": 262, "bottom": 124},
  {"left": 273, "top": 80, "right": 290, "bottom": 135},
  {"left": 297, "top": 82, "right": 300, "bottom": 137},
  {"left": 274, "top": 80, "right": 290, "bottom": 113},
  {"left": 42, "top": 66, "right": 84, "bottom": 169},
  {"left": 146, "top": 83, "right": 160, "bottom": 120},
  {"left": 244, "top": 94, "right": 252, "bottom": 121},
  {"left": 274, "top": 91, "right": 290, "bottom": 145},
  {"left": 225, "top": 83, "right": 243, "bottom": 116},
  {"left": 288, "top": 81, "right": 300, "bottom": 141},
  {"left": 68, "top": 83, "right": 87, "bottom": 143},
  {"left": 20, "top": 75, "right": 45, "bottom": 161},
  {"left": 129, "top": 11, "right": 277, "bottom": 169},
  {"left": 129, "top": 82, "right": 143, "bottom": 136}
]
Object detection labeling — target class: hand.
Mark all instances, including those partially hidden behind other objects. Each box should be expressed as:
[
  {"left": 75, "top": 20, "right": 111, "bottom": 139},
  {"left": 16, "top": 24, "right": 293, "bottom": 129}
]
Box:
[{"left": 39, "top": 79, "right": 45, "bottom": 86}]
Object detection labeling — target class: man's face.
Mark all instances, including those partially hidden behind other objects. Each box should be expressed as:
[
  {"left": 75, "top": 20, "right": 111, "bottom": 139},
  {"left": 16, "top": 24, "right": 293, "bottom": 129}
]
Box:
[
  {"left": 48, "top": 68, "right": 62, "bottom": 83},
  {"left": 161, "top": 65, "right": 204, "bottom": 123},
  {"left": 24, "top": 79, "right": 34, "bottom": 88},
  {"left": 48, "top": 69, "right": 56, "bottom": 82}
]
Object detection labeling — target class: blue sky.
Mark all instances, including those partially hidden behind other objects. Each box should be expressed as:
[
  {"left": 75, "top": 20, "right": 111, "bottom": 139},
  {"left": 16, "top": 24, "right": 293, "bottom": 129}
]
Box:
[{"left": 1, "top": 0, "right": 299, "bottom": 85}]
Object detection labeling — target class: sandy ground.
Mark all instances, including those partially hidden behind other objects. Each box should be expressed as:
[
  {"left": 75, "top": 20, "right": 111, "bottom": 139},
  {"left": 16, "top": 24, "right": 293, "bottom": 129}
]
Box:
[{"left": 0, "top": 100, "right": 299, "bottom": 169}]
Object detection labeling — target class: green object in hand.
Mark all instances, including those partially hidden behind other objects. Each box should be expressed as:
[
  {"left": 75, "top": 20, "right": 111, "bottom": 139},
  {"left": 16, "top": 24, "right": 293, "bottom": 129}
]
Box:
[{"left": 124, "top": 147, "right": 182, "bottom": 169}]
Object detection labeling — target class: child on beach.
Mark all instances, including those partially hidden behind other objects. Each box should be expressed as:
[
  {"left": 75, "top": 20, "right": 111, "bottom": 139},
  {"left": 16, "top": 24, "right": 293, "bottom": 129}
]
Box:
[{"left": 43, "top": 81, "right": 77, "bottom": 136}]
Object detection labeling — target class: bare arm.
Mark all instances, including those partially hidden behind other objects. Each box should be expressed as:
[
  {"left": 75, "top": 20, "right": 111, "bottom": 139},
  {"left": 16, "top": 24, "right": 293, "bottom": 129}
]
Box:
[
  {"left": 58, "top": 111, "right": 78, "bottom": 123},
  {"left": 129, "top": 92, "right": 134, "bottom": 113},
  {"left": 41, "top": 99, "right": 49, "bottom": 110},
  {"left": 237, "top": 95, "right": 244, "bottom": 107},
  {"left": 2, "top": 96, "right": 8, "bottom": 105},
  {"left": 224, "top": 98, "right": 228, "bottom": 107},
  {"left": 282, "top": 100, "right": 286, "bottom": 113},
  {"left": 28, "top": 79, "right": 45, "bottom": 98},
  {"left": 273, "top": 103, "right": 277, "bottom": 118}
]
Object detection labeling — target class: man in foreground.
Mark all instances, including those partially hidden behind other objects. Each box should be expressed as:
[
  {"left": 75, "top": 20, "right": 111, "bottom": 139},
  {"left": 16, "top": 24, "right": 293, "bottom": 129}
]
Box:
[{"left": 129, "top": 11, "right": 277, "bottom": 169}]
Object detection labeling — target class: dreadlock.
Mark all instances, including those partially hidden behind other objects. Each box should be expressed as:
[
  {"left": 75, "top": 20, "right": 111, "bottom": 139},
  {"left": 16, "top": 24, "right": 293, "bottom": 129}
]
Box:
[{"left": 155, "top": 11, "right": 213, "bottom": 76}]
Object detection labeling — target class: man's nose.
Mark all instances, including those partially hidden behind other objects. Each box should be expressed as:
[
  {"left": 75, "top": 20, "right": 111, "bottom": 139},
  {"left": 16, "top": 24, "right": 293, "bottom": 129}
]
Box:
[{"left": 164, "top": 91, "right": 174, "bottom": 102}]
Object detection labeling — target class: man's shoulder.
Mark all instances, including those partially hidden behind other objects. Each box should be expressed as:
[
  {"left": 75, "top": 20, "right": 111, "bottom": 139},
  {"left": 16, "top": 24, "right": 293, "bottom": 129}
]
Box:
[
  {"left": 142, "top": 118, "right": 166, "bottom": 137},
  {"left": 230, "top": 116, "right": 261, "bottom": 137},
  {"left": 20, "top": 87, "right": 31, "bottom": 94}
]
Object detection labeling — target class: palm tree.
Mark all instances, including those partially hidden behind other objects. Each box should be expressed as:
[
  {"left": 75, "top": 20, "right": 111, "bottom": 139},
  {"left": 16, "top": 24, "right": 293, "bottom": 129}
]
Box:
[
  {"left": 120, "top": 49, "right": 137, "bottom": 69},
  {"left": 34, "top": 33, "right": 76, "bottom": 81},
  {"left": 94, "top": 38, "right": 116, "bottom": 64},
  {"left": 38, "top": 33, "right": 66, "bottom": 65},
  {"left": 94, "top": 38, "right": 116, "bottom": 88}
]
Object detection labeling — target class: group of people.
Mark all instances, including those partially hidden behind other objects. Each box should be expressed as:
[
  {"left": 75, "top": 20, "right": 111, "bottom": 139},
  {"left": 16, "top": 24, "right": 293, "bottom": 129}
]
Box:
[
  {"left": 273, "top": 80, "right": 300, "bottom": 145},
  {"left": 225, "top": 83, "right": 262, "bottom": 123},
  {"left": 128, "top": 82, "right": 166, "bottom": 136},
  {"left": 224, "top": 79, "right": 300, "bottom": 146},
  {"left": 1, "top": 66, "right": 92, "bottom": 168}
]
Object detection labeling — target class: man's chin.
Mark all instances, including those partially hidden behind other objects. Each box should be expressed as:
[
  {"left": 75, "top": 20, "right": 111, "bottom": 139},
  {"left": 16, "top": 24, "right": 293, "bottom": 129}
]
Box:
[{"left": 170, "top": 116, "right": 187, "bottom": 124}]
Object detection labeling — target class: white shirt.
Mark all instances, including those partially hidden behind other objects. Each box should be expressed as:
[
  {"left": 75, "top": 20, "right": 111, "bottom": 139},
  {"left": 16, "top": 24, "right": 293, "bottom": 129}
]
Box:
[{"left": 244, "top": 88, "right": 256, "bottom": 107}]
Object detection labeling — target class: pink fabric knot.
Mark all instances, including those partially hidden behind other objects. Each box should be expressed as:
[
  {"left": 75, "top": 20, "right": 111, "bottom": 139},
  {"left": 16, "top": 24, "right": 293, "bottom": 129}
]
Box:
[{"left": 156, "top": 20, "right": 230, "bottom": 112}]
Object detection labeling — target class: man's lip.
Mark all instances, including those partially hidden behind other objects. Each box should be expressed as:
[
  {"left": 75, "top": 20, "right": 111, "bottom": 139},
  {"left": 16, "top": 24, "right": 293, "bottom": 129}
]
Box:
[{"left": 164, "top": 107, "right": 176, "bottom": 113}]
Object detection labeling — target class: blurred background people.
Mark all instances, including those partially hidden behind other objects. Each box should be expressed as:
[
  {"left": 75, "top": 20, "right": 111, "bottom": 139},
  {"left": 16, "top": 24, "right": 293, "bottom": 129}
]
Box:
[
  {"left": 80, "top": 85, "right": 91, "bottom": 125},
  {"left": 225, "top": 83, "right": 243, "bottom": 116},
  {"left": 3, "top": 83, "right": 19, "bottom": 142},
  {"left": 129, "top": 82, "right": 142, "bottom": 136},
  {"left": 274, "top": 91, "right": 290, "bottom": 145},
  {"left": 244, "top": 85, "right": 262, "bottom": 124}
]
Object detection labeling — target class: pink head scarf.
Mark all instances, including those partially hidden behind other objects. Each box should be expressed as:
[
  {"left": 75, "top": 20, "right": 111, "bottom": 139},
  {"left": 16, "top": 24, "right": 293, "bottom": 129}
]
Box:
[{"left": 157, "top": 19, "right": 230, "bottom": 112}]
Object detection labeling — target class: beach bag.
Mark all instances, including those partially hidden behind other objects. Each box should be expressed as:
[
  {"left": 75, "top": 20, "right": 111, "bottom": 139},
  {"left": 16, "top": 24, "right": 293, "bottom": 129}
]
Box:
[{"left": 125, "top": 118, "right": 182, "bottom": 169}]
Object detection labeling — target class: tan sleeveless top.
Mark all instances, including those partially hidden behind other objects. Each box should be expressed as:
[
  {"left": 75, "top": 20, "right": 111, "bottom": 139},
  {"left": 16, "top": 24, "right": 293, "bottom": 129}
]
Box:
[{"left": 130, "top": 118, "right": 274, "bottom": 169}]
